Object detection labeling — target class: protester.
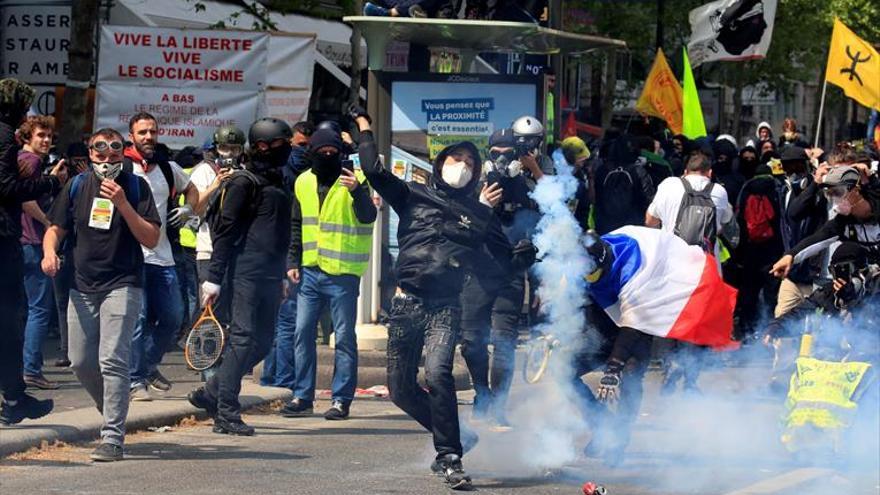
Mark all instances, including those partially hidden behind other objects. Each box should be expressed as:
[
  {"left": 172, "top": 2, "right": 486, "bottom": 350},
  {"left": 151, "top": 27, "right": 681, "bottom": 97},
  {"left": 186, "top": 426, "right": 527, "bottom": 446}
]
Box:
[
  {"left": 124, "top": 112, "right": 199, "bottom": 400},
  {"left": 460, "top": 128, "right": 540, "bottom": 429},
  {"left": 738, "top": 143, "right": 761, "bottom": 181},
  {"left": 42, "top": 127, "right": 161, "bottom": 461},
  {"left": 712, "top": 136, "right": 746, "bottom": 205},
  {"left": 592, "top": 134, "right": 655, "bottom": 235},
  {"left": 646, "top": 150, "right": 735, "bottom": 393},
  {"left": 354, "top": 106, "right": 536, "bottom": 490},
  {"left": 560, "top": 135, "right": 592, "bottom": 228},
  {"left": 262, "top": 121, "right": 311, "bottom": 389},
  {"left": 189, "top": 118, "right": 293, "bottom": 436},
  {"left": 279, "top": 127, "right": 376, "bottom": 420},
  {"left": 771, "top": 164, "right": 880, "bottom": 277},
  {"left": 0, "top": 79, "right": 65, "bottom": 426},
  {"left": 756, "top": 121, "right": 773, "bottom": 145},
  {"left": 17, "top": 115, "right": 61, "bottom": 390},
  {"left": 669, "top": 134, "right": 690, "bottom": 176},
  {"left": 778, "top": 117, "right": 808, "bottom": 148}
]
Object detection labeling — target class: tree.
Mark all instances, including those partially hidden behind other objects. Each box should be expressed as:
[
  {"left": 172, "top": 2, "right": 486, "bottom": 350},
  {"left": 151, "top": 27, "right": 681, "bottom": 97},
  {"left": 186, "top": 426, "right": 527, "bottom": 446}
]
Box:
[{"left": 58, "top": 0, "right": 99, "bottom": 152}]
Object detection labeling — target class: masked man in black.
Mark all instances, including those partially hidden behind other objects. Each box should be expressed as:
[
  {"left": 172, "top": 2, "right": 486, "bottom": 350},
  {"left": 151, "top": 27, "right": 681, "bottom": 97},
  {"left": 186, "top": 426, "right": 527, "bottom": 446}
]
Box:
[{"left": 352, "top": 107, "right": 536, "bottom": 490}]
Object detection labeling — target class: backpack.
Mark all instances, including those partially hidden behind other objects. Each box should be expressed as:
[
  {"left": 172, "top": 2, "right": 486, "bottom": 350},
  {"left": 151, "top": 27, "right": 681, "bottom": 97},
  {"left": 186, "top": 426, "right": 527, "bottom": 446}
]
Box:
[
  {"left": 203, "top": 169, "right": 262, "bottom": 233},
  {"left": 674, "top": 178, "right": 717, "bottom": 251},
  {"left": 744, "top": 194, "right": 776, "bottom": 243},
  {"left": 595, "top": 164, "right": 642, "bottom": 234}
]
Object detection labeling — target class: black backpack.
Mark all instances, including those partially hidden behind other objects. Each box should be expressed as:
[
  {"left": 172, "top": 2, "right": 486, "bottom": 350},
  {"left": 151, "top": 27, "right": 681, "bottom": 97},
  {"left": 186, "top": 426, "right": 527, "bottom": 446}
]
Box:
[
  {"left": 674, "top": 177, "right": 717, "bottom": 252},
  {"left": 595, "top": 164, "right": 642, "bottom": 234},
  {"left": 204, "top": 169, "right": 262, "bottom": 234}
]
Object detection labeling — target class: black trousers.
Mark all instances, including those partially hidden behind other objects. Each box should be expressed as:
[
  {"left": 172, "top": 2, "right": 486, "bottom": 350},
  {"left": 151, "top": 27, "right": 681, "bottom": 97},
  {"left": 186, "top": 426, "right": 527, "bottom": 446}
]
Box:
[
  {"left": 205, "top": 277, "right": 281, "bottom": 421},
  {"left": 0, "top": 238, "right": 28, "bottom": 401},
  {"left": 571, "top": 305, "right": 653, "bottom": 453},
  {"left": 387, "top": 294, "right": 463, "bottom": 458},
  {"left": 459, "top": 272, "right": 524, "bottom": 413}
]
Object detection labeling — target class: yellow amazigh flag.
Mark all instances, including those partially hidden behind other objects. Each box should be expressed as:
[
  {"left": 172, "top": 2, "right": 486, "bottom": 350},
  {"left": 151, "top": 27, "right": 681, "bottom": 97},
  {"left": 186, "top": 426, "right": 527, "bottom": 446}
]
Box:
[
  {"left": 826, "top": 19, "right": 880, "bottom": 111},
  {"left": 636, "top": 48, "right": 684, "bottom": 134}
]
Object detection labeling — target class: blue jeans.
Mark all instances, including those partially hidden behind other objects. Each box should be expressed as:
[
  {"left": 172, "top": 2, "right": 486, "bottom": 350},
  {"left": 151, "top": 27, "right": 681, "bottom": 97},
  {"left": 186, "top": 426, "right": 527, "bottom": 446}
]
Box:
[
  {"left": 293, "top": 267, "right": 360, "bottom": 402},
  {"left": 261, "top": 282, "right": 298, "bottom": 389},
  {"left": 130, "top": 264, "right": 184, "bottom": 385},
  {"left": 22, "top": 244, "right": 54, "bottom": 376}
]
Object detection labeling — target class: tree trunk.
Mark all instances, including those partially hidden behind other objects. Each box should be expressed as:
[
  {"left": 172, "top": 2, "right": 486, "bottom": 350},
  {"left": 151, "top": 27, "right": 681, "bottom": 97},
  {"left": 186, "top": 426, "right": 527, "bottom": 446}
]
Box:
[
  {"left": 600, "top": 50, "right": 618, "bottom": 131},
  {"left": 58, "top": 0, "right": 99, "bottom": 152},
  {"left": 347, "top": 0, "right": 364, "bottom": 107}
]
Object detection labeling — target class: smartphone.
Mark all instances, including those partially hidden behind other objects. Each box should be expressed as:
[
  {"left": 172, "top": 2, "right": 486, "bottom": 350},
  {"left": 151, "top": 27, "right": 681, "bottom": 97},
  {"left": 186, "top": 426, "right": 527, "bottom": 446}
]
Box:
[{"left": 341, "top": 159, "right": 354, "bottom": 171}]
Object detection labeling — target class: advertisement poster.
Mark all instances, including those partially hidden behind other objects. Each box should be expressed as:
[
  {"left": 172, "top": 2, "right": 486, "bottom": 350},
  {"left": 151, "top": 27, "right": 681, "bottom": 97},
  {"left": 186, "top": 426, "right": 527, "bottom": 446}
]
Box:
[
  {"left": 391, "top": 78, "right": 539, "bottom": 171},
  {"left": 0, "top": 5, "right": 71, "bottom": 84}
]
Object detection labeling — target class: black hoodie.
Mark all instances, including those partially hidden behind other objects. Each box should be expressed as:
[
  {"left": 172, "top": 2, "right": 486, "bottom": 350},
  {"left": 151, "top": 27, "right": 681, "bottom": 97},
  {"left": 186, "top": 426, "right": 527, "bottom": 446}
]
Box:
[{"left": 359, "top": 132, "right": 517, "bottom": 301}]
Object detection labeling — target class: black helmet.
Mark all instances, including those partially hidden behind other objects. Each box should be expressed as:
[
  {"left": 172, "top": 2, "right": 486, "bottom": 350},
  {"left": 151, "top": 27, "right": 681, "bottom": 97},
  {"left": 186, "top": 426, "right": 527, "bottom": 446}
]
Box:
[
  {"left": 316, "top": 120, "right": 342, "bottom": 135},
  {"left": 583, "top": 230, "right": 613, "bottom": 283},
  {"left": 248, "top": 118, "right": 292, "bottom": 146},
  {"left": 213, "top": 125, "right": 246, "bottom": 147}
]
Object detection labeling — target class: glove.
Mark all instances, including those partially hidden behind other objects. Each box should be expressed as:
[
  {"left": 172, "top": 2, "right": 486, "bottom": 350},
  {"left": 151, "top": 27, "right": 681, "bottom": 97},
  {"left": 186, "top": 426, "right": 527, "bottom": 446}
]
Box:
[
  {"left": 167, "top": 204, "right": 194, "bottom": 229},
  {"left": 201, "top": 281, "right": 221, "bottom": 307},
  {"left": 596, "top": 359, "right": 625, "bottom": 404},
  {"left": 346, "top": 103, "right": 372, "bottom": 125},
  {"left": 512, "top": 239, "right": 539, "bottom": 268},
  {"left": 0, "top": 78, "right": 36, "bottom": 125}
]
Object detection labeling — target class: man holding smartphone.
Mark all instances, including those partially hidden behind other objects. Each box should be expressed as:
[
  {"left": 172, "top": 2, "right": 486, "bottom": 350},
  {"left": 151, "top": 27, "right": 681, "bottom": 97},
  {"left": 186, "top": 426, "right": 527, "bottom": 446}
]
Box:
[{"left": 279, "top": 127, "right": 376, "bottom": 421}]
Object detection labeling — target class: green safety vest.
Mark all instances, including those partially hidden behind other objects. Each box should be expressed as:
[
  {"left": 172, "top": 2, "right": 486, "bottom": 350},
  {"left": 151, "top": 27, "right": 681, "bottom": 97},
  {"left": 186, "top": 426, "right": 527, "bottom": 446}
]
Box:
[
  {"left": 179, "top": 167, "right": 197, "bottom": 249},
  {"left": 295, "top": 169, "right": 373, "bottom": 276}
]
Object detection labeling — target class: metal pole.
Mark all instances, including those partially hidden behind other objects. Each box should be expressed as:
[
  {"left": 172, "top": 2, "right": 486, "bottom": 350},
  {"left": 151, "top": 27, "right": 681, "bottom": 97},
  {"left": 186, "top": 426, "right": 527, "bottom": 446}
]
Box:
[
  {"left": 656, "top": 0, "right": 665, "bottom": 51},
  {"left": 814, "top": 79, "right": 828, "bottom": 148}
]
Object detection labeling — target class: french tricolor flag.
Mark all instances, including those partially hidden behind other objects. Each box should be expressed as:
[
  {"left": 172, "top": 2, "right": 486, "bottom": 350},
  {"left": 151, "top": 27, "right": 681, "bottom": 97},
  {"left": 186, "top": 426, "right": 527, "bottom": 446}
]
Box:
[{"left": 589, "top": 226, "right": 738, "bottom": 350}]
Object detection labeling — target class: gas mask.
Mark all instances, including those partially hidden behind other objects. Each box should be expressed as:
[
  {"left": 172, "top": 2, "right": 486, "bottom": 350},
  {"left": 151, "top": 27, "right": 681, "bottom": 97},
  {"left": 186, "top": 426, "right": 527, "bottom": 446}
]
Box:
[
  {"left": 442, "top": 161, "right": 473, "bottom": 188},
  {"left": 488, "top": 148, "right": 522, "bottom": 178},
  {"left": 826, "top": 187, "right": 859, "bottom": 216},
  {"left": 92, "top": 160, "right": 123, "bottom": 180},
  {"left": 215, "top": 144, "right": 243, "bottom": 170}
]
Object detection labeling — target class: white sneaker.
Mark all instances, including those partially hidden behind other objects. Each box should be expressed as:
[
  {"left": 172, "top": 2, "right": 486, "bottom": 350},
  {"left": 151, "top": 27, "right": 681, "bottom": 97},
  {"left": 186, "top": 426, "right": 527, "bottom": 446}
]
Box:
[{"left": 130, "top": 383, "right": 153, "bottom": 402}]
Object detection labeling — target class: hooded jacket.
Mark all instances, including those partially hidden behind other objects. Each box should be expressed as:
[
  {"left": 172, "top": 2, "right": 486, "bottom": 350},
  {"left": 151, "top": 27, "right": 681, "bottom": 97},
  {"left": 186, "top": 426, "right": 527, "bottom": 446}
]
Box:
[
  {"left": 712, "top": 139, "right": 745, "bottom": 204},
  {"left": 756, "top": 121, "right": 773, "bottom": 142},
  {"left": 359, "top": 131, "right": 518, "bottom": 300}
]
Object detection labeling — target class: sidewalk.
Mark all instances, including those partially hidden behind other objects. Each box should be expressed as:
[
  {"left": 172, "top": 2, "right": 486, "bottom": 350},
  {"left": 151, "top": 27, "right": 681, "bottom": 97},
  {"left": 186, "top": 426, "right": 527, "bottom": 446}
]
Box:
[{"left": 0, "top": 341, "right": 291, "bottom": 457}]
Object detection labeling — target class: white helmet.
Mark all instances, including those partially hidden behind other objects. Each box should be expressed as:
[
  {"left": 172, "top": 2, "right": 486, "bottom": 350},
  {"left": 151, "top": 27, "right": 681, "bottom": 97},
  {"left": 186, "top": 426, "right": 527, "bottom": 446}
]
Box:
[
  {"left": 92, "top": 160, "right": 123, "bottom": 180},
  {"left": 511, "top": 115, "right": 544, "bottom": 154}
]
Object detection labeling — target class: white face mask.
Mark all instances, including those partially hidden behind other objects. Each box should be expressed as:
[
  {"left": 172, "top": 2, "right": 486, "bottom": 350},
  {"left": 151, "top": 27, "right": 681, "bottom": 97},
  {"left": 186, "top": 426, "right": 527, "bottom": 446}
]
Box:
[
  {"left": 442, "top": 160, "right": 473, "bottom": 188},
  {"left": 92, "top": 160, "right": 123, "bottom": 180}
]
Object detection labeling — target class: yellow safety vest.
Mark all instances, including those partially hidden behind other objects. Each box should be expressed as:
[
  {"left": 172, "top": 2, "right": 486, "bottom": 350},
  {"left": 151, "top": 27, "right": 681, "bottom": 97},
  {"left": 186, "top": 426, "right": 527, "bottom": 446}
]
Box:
[
  {"left": 179, "top": 167, "right": 197, "bottom": 249},
  {"left": 295, "top": 169, "right": 373, "bottom": 276}
]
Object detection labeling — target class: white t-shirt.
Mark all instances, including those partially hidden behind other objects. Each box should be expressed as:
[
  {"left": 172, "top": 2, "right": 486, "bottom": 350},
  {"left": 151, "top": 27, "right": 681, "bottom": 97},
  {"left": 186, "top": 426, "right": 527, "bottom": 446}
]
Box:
[
  {"left": 647, "top": 175, "right": 733, "bottom": 260},
  {"left": 189, "top": 161, "right": 217, "bottom": 261},
  {"left": 132, "top": 160, "right": 192, "bottom": 267}
]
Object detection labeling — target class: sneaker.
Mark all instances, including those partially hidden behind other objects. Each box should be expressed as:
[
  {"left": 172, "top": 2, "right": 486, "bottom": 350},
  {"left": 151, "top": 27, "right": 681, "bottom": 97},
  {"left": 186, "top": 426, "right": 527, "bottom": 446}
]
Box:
[
  {"left": 408, "top": 4, "right": 428, "bottom": 17},
  {"left": 323, "top": 400, "right": 350, "bottom": 421},
  {"left": 212, "top": 417, "right": 255, "bottom": 436},
  {"left": 279, "top": 398, "right": 313, "bottom": 418},
  {"left": 431, "top": 454, "right": 473, "bottom": 490},
  {"left": 90, "top": 442, "right": 124, "bottom": 462},
  {"left": 363, "top": 2, "right": 390, "bottom": 16},
  {"left": 147, "top": 370, "right": 172, "bottom": 392},
  {"left": 187, "top": 387, "right": 217, "bottom": 418},
  {"left": 54, "top": 358, "right": 71, "bottom": 367},
  {"left": 0, "top": 394, "right": 53, "bottom": 425},
  {"left": 489, "top": 412, "right": 512, "bottom": 433},
  {"left": 23, "top": 373, "right": 60, "bottom": 390},
  {"left": 130, "top": 383, "right": 153, "bottom": 402}
]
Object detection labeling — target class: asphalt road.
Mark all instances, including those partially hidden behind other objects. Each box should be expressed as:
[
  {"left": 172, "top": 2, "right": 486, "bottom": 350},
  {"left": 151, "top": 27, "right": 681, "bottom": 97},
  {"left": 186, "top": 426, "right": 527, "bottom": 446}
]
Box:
[{"left": 2, "top": 364, "right": 878, "bottom": 495}]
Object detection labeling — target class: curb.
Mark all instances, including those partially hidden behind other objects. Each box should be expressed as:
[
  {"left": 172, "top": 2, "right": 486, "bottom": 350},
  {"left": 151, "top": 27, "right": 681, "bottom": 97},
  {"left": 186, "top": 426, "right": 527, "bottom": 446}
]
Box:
[{"left": 0, "top": 382, "right": 292, "bottom": 458}]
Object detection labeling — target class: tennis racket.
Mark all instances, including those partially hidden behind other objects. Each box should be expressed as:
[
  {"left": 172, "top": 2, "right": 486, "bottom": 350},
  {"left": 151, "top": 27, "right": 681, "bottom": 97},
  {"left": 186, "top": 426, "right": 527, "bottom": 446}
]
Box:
[{"left": 185, "top": 304, "right": 225, "bottom": 371}]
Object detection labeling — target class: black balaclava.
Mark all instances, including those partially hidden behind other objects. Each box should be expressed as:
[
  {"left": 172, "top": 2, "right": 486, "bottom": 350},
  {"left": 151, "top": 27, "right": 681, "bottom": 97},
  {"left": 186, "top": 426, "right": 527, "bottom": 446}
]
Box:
[
  {"left": 308, "top": 128, "right": 344, "bottom": 186},
  {"left": 712, "top": 140, "right": 737, "bottom": 176},
  {"left": 738, "top": 145, "right": 759, "bottom": 179}
]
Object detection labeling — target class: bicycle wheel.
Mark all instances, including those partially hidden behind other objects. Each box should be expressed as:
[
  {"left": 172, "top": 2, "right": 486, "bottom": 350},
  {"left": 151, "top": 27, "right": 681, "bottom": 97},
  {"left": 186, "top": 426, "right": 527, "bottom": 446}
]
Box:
[{"left": 523, "top": 336, "right": 553, "bottom": 384}]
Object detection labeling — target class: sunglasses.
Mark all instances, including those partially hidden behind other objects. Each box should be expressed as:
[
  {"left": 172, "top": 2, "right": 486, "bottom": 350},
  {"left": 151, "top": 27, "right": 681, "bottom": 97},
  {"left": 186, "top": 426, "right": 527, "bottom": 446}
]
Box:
[{"left": 90, "top": 141, "right": 124, "bottom": 152}]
